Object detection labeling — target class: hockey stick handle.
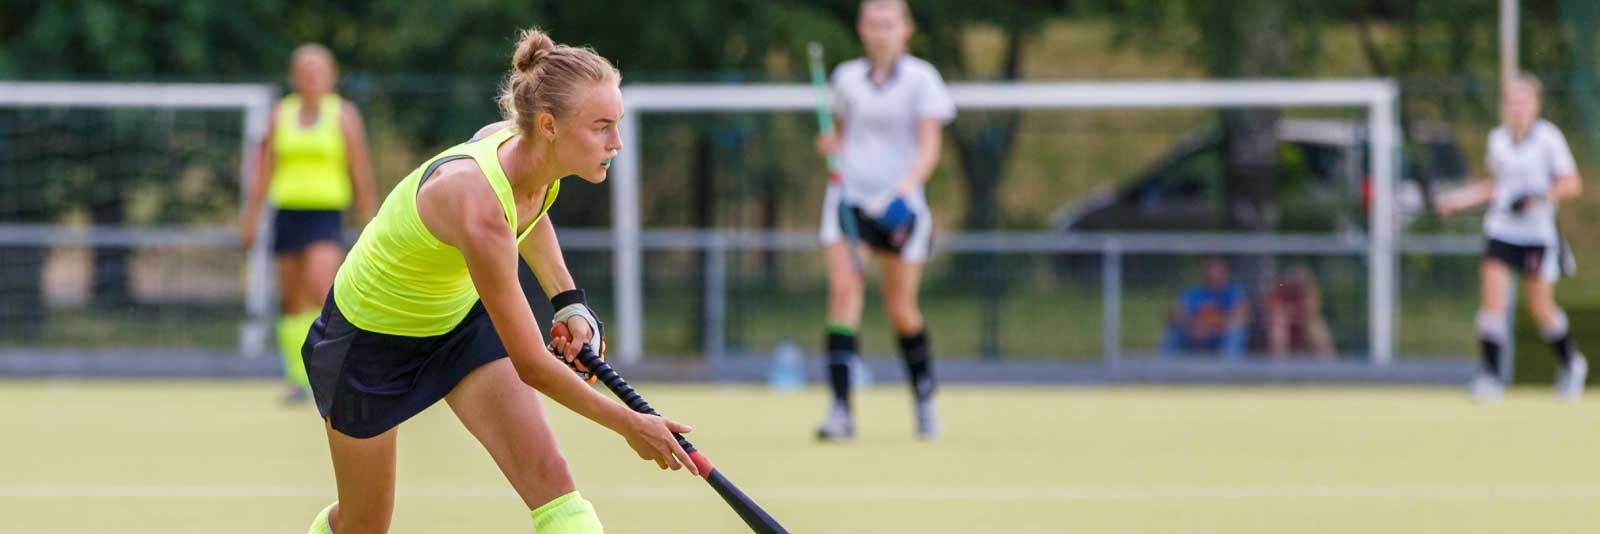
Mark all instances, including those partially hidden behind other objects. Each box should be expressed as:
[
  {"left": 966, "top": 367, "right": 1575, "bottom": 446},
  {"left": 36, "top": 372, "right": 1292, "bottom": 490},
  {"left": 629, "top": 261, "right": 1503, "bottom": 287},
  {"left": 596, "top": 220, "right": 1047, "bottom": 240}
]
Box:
[
  {"left": 571, "top": 345, "right": 695, "bottom": 455},
  {"left": 808, "top": 41, "right": 867, "bottom": 275},
  {"left": 807, "top": 42, "right": 843, "bottom": 182}
]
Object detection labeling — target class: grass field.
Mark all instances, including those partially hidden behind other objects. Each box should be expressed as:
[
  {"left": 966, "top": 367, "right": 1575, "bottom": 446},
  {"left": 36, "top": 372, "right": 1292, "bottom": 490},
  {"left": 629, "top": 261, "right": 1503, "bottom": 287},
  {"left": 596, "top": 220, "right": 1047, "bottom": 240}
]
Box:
[{"left": 5, "top": 381, "right": 1600, "bottom": 533}]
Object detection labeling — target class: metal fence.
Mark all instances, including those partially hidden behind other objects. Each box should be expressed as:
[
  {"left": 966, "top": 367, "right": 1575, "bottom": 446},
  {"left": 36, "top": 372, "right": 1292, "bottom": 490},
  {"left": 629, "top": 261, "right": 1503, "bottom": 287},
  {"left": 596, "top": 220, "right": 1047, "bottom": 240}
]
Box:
[
  {"left": 0, "top": 225, "right": 1482, "bottom": 359},
  {"left": 0, "top": 79, "right": 1524, "bottom": 383}
]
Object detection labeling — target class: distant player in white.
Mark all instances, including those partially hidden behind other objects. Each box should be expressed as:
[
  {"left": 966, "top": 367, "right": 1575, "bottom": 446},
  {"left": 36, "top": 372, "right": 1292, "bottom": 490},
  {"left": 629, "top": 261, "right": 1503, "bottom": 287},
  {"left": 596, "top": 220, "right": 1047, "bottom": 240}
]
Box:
[
  {"left": 1437, "top": 74, "right": 1586, "bottom": 401},
  {"left": 814, "top": 0, "right": 955, "bottom": 440}
]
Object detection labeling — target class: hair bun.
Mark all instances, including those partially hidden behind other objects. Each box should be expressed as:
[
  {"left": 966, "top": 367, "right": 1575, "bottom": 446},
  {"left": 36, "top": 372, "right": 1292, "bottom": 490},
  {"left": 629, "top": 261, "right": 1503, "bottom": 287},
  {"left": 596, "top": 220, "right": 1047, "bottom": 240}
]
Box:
[
  {"left": 497, "top": 26, "right": 619, "bottom": 136},
  {"left": 512, "top": 28, "right": 556, "bottom": 73}
]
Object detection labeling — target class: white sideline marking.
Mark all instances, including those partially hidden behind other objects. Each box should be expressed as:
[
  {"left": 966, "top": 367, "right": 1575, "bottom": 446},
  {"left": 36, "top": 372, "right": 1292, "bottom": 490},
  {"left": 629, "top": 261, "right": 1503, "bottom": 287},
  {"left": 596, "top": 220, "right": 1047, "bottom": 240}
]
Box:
[{"left": 4, "top": 485, "right": 1600, "bottom": 501}]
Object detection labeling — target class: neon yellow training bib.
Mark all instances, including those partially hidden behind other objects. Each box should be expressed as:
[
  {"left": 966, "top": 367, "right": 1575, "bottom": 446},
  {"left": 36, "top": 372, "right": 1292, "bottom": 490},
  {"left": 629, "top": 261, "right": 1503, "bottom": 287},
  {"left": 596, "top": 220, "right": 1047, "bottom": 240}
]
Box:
[
  {"left": 332, "top": 127, "right": 560, "bottom": 336},
  {"left": 269, "top": 94, "right": 351, "bottom": 210}
]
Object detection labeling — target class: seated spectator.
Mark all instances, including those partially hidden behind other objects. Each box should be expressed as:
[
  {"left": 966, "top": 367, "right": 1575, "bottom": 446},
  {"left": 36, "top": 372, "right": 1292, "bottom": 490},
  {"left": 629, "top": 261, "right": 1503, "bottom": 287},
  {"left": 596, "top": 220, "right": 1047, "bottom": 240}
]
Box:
[
  {"left": 1162, "top": 257, "right": 1250, "bottom": 360},
  {"left": 1266, "top": 264, "right": 1336, "bottom": 360}
]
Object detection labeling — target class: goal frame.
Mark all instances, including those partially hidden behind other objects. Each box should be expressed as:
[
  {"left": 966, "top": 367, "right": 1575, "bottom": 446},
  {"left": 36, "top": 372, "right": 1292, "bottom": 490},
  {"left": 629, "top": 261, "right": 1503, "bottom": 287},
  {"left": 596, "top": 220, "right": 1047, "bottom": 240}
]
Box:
[
  {"left": 610, "top": 79, "right": 1401, "bottom": 364},
  {"left": 0, "top": 82, "right": 277, "bottom": 359}
]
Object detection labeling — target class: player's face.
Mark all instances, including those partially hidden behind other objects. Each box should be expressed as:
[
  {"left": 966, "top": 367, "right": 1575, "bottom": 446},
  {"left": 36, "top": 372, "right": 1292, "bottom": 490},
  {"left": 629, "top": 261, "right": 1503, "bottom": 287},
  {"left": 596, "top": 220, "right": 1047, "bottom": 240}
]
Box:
[
  {"left": 557, "top": 81, "right": 624, "bottom": 184},
  {"left": 1501, "top": 81, "right": 1540, "bottom": 134},
  {"left": 290, "top": 54, "right": 336, "bottom": 98},
  {"left": 858, "top": 2, "right": 912, "bottom": 61},
  {"left": 1204, "top": 260, "right": 1229, "bottom": 288}
]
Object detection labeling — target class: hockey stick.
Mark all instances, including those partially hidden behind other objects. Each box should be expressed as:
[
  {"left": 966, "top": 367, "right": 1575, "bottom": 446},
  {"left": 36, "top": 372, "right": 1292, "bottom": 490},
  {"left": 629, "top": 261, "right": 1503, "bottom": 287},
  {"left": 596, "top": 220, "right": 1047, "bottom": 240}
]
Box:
[
  {"left": 572, "top": 344, "right": 789, "bottom": 534},
  {"left": 808, "top": 41, "right": 867, "bottom": 274}
]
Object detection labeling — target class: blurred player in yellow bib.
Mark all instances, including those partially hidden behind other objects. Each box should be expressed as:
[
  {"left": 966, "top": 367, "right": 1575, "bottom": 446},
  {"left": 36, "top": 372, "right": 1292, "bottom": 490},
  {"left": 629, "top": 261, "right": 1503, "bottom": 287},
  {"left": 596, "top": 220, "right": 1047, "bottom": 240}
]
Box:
[{"left": 240, "top": 44, "right": 378, "bottom": 403}]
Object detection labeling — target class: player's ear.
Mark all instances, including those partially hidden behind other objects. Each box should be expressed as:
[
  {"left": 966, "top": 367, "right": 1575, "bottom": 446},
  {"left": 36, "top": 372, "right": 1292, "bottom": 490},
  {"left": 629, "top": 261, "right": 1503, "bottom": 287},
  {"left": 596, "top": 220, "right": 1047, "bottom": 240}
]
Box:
[{"left": 537, "top": 111, "right": 558, "bottom": 141}]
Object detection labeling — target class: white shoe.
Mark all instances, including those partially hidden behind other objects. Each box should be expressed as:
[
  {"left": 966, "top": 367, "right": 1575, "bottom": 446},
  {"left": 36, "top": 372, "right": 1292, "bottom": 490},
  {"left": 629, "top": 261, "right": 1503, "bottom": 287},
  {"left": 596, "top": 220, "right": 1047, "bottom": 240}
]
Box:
[
  {"left": 815, "top": 404, "right": 854, "bottom": 442},
  {"left": 1469, "top": 372, "right": 1505, "bottom": 403},
  {"left": 915, "top": 398, "right": 941, "bottom": 440},
  {"left": 1557, "top": 353, "right": 1587, "bottom": 402}
]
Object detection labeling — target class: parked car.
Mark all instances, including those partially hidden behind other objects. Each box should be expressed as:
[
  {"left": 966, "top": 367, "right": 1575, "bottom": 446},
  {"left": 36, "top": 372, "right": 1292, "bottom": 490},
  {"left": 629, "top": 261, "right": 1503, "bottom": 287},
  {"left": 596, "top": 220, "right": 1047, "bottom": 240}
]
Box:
[{"left": 1050, "top": 119, "right": 1468, "bottom": 233}]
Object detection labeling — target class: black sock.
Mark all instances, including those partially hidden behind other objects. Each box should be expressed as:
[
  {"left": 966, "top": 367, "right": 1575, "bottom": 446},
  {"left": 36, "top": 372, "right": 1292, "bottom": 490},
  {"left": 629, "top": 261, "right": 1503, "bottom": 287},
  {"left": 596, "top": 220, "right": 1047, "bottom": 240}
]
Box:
[
  {"left": 1549, "top": 334, "right": 1576, "bottom": 367},
  {"left": 898, "top": 329, "right": 934, "bottom": 403},
  {"left": 826, "top": 330, "right": 857, "bottom": 408},
  {"left": 1481, "top": 338, "right": 1503, "bottom": 376}
]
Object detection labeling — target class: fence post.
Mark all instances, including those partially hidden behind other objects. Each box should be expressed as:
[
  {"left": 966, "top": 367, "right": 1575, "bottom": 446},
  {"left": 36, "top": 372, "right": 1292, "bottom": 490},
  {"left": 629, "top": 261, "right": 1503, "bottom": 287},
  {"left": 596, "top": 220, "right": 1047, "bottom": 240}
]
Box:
[
  {"left": 613, "top": 111, "right": 643, "bottom": 363},
  {"left": 241, "top": 88, "right": 273, "bottom": 360},
  {"left": 1368, "top": 87, "right": 1400, "bottom": 365},
  {"left": 1102, "top": 240, "right": 1123, "bottom": 365},
  {"left": 704, "top": 232, "right": 727, "bottom": 364}
]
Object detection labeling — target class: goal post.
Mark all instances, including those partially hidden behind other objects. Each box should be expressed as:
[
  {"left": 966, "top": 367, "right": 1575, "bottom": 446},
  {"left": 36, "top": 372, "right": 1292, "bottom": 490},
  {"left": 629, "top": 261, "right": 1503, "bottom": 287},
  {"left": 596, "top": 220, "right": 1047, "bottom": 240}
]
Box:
[
  {"left": 0, "top": 81, "right": 277, "bottom": 360},
  {"left": 610, "top": 79, "right": 1401, "bottom": 364}
]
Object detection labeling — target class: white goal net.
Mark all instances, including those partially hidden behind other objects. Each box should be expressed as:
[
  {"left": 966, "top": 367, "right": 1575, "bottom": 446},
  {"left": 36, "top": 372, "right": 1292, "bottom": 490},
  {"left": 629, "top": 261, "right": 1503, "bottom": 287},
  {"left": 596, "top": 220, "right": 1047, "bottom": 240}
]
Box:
[{"left": 0, "top": 82, "right": 274, "bottom": 367}]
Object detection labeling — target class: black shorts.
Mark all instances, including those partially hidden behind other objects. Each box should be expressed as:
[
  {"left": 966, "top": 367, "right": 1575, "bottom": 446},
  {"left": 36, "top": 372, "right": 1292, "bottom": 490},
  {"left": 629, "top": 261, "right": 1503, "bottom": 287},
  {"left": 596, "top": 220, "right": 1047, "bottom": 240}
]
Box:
[
  {"left": 846, "top": 206, "right": 918, "bottom": 254},
  {"left": 302, "top": 293, "right": 508, "bottom": 439},
  {"left": 819, "top": 187, "right": 934, "bottom": 261},
  {"left": 1485, "top": 238, "right": 1550, "bottom": 278},
  {"left": 272, "top": 209, "right": 344, "bottom": 253}
]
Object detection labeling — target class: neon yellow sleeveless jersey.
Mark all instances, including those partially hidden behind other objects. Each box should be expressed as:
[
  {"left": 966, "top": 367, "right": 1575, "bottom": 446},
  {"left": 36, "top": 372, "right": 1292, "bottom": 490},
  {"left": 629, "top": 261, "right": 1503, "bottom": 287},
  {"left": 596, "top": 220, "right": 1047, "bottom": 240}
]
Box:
[
  {"left": 333, "top": 127, "right": 560, "bottom": 336},
  {"left": 269, "top": 94, "right": 352, "bottom": 210}
]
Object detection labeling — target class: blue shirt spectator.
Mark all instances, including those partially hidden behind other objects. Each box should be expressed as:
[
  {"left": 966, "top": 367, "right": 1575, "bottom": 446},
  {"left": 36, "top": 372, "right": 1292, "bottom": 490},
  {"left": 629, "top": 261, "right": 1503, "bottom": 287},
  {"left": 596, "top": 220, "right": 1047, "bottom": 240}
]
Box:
[{"left": 1163, "top": 258, "right": 1250, "bottom": 360}]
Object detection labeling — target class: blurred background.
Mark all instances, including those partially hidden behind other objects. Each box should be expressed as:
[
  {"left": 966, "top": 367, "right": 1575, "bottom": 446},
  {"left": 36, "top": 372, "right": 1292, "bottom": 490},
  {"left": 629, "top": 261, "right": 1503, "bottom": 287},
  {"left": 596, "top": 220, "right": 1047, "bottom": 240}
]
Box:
[
  {"left": 6, "top": 0, "right": 1600, "bottom": 379},
  {"left": 9, "top": 1, "right": 1600, "bottom": 533}
]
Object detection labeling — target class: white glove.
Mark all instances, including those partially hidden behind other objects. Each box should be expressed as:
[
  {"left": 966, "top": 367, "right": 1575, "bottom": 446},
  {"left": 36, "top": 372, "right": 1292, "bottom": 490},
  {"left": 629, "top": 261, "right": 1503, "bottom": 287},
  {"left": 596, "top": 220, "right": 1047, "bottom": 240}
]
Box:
[{"left": 551, "top": 289, "right": 602, "bottom": 351}]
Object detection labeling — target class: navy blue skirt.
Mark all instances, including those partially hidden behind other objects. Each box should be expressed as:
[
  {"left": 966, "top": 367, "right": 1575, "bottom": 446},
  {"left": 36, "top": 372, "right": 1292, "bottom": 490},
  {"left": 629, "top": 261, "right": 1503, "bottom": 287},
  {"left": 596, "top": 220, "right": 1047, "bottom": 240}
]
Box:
[
  {"left": 301, "top": 293, "right": 508, "bottom": 439},
  {"left": 272, "top": 209, "right": 344, "bottom": 253}
]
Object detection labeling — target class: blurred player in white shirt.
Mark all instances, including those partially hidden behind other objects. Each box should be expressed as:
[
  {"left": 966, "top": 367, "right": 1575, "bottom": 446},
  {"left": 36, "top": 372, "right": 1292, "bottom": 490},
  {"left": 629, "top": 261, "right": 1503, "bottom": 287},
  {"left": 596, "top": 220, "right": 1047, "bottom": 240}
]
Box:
[
  {"left": 814, "top": 0, "right": 955, "bottom": 441},
  {"left": 1438, "top": 74, "right": 1586, "bottom": 401}
]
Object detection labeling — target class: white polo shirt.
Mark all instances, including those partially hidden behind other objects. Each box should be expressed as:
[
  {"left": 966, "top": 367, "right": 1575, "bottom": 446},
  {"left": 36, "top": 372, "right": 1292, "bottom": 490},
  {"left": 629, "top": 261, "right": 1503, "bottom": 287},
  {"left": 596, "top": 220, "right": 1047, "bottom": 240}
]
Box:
[
  {"left": 1484, "top": 119, "right": 1578, "bottom": 246},
  {"left": 831, "top": 55, "right": 956, "bottom": 209}
]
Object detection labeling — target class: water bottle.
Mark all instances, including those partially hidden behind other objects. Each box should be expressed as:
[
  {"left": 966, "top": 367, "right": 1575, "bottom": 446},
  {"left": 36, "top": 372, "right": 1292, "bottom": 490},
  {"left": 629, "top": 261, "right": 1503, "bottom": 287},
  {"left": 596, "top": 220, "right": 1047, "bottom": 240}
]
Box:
[
  {"left": 768, "top": 337, "right": 804, "bottom": 392},
  {"left": 849, "top": 353, "right": 874, "bottom": 389}
]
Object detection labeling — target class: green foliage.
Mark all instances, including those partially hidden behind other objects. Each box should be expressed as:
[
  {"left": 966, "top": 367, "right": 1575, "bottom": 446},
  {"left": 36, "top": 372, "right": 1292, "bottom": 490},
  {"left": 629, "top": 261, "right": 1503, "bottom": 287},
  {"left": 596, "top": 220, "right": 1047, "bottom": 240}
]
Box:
[
  {"left": 18, "top": 0, "right": 1594, "bottom": 232},
  {"left": 1, "top": 0, "right": 288, "bottom": 79},
  {"left": 0, "top": 0, "right": 1073, "bottom": 231},
  {"left": 1099, "top": 0, "right": 1326, "bottom": 77}
]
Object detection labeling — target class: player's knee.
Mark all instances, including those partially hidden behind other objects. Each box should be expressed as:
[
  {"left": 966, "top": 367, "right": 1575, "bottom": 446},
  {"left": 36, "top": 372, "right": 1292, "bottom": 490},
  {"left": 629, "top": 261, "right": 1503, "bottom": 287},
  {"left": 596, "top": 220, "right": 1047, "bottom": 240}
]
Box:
[
  {"left": 889, "top": 313, "right": 921, "bottom": 334},
  {"left": 886, "top": 302, "right": 921, "bottom": 331},
  {"left": 1540, "top": 309, "right": 1570, "bottom": 340},
  {"left": 829, "top": 271, "right": 864, "bottom": 293},
  {"left": 525, "top": 451, "right": 573, "bottom": 484},
  {"left": 828, "top": 281, "right": 862, "bottom": 302},
  {"left": 1476, "top": 310, "right": 1508, "bottom": 343}
]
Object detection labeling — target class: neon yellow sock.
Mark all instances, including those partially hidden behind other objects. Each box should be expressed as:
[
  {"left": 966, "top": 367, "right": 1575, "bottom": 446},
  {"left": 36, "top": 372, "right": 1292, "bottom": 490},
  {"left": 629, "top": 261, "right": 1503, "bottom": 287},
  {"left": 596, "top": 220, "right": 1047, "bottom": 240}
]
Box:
[
  {"left": 531, "top": 491, "right": 603, "bottom": 534},
  {"left": 278, "top": 312, "right": 317, "bottom": 391},
  {"left": 306, "top": 502, "right": 335, "bottom": 534}
]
